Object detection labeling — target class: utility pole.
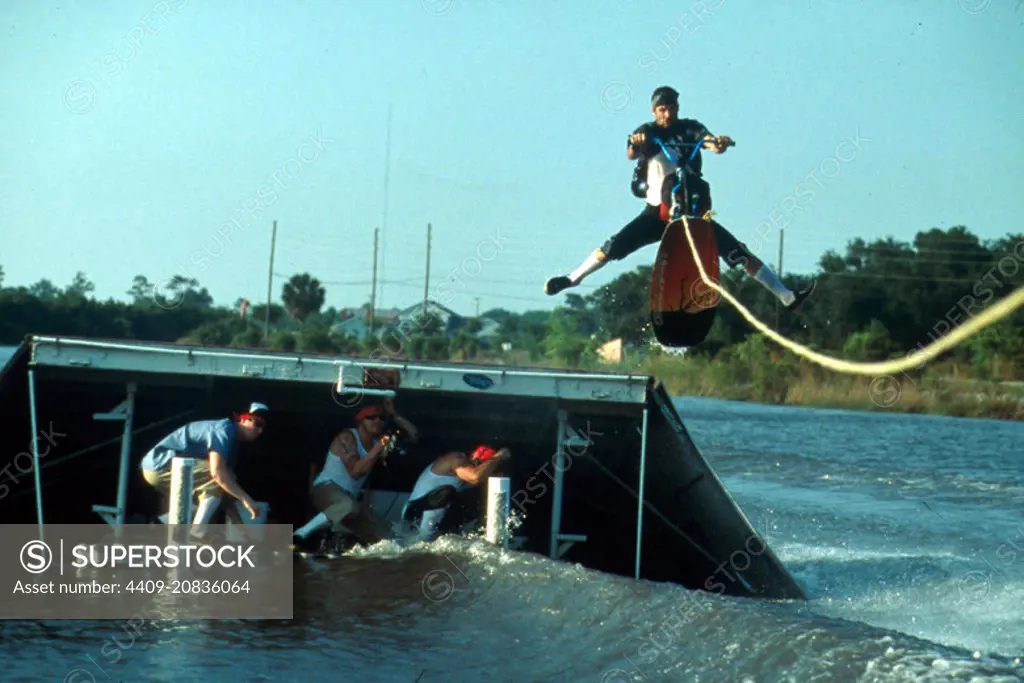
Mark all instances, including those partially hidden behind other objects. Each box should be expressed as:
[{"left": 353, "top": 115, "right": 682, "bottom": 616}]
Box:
[
  {"left": 474, "top": 297, "right": 480, "bottom": 318},
  {"left": 263, "top": 220, "right": 277, "bottom": 341},
  {"left": 379, "top": 103, "right": 392, "bottom": 310},
  {"left": 423, "top": 223, "right": 431, "bottom": 315},
  {"left": 369, "top": 227, "right": 379, "bottom": 338},
  {"left": 775, "top": 228, "right": 784, "bottom": 330}
]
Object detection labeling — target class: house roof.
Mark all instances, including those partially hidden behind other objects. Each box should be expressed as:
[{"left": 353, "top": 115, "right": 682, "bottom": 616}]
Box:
[{"left": 396, "top": 299, "right": 461, "bottom": 319}]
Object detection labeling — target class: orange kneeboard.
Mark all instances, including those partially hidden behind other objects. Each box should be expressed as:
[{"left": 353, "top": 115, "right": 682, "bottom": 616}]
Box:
[{"left": 649, "top": 218, "right": 721, "bottom": 317}]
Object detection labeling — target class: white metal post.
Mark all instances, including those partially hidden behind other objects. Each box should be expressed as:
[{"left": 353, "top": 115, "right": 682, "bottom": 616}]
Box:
[
  {"left": 115, "top": 383, "right": 137, "bottom": 527},
  {"left": 167, "top": 456, "right": 195, "bottom": 545},
  {"left": 485, "top": 477, "right": 510, "bottom": 547},
  {"left": 635, "top": 406, "right": 649, "bottom": 579},
  {"left": 28, "top": 368, "right": 43, "bottom": 541},
  {"left": 549, "top": 409, "right": 568, "bottom": 559}
]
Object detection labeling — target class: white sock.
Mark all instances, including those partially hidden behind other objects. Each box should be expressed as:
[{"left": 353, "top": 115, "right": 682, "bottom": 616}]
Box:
[
  {"left": 418, "top": 509, "right": 447, "bottom": 541},
  {"left": 569, "top": 250, "right": 607, "bottom": 283},
  {"left": 294, "top": 512, "right": 329, "bottom": 539},
  {"left": 753, "top": 265, "right": 795, "bottom": 306},
  {"left": 192, "top": 496, "right": 221, "bottom": 526}
]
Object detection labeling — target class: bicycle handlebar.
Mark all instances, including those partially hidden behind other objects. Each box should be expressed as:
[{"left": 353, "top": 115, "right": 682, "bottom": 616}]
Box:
[{"left": 650, "top": 135, "right": 734, "bottom": 163}]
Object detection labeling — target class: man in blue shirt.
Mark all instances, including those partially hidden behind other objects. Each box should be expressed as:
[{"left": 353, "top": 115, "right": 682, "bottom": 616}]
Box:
[{"left": 140, "top": 402, "right": 269, "bottom": 531}]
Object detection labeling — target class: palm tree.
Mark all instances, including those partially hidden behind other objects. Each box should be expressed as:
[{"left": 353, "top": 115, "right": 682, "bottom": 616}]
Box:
[{"left": 281, "top": 273, "right": 326, "bottom": 322}]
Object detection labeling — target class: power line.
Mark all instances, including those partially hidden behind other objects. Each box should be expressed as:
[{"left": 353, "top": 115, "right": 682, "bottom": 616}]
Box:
[
  {"left": 424, "top": 223, "right": 432, "bottom": 315},
  {"left": 811, "top": 254, "right": 1018, "bottom": 264},
  {"left": 805, "top": 259, "right": 1019, "bottom": 269},
  {"left": 782, "top": 236, "right": 1021, "bottom": 246},
  {"left": 821, "top": 271, "right": 1021, "bottom": 284},
  {"left": 783, "top": 251, "right": 1013, "bottom": 261},
  {"left": 379, "top": 105, "right": 393, "bottom": 309},
  {"left": 271, "top": 271, "right": 420, "bottom": 287},
  {"left": 264, "top": 220, "right": 277, "bottom": 341},
  {"left": 846, "top": 246, "right": 1019, "bottom": 255},
  {"left": 273, "top": 268, "right": 1020, "bottom": 293}
]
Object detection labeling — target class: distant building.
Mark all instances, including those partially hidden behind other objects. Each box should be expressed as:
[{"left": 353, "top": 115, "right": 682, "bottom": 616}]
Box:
[
  {"left": 395, "top": 300, "right": 463, "bottom": 335},
  {"left": 596, "top": 338, "right": 624, "bottom": 364},
  {"left": 474, "top": 316, "right": 501, "bottom": 341},
  {"left": 330, "top": 305, "right": 401, "bottom": 341},
  {"left": 332, "top": 315, "right": 371, "bottom": 341},
  {"left": 330, "top": 299, "right": 501, "bottom": 345}
]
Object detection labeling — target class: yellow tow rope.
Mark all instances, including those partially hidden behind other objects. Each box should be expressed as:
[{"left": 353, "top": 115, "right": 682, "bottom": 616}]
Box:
[{"left": 678, "top": 214, "right": 1024, "bottom": 376}]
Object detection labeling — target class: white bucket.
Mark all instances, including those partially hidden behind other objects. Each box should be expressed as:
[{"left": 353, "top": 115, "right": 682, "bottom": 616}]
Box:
[
  {"left": 227, "top": 501, "right": 269, "bottom": 542},
  {"left": 232, "top": 500, "right": 269, "bottom": 524}
]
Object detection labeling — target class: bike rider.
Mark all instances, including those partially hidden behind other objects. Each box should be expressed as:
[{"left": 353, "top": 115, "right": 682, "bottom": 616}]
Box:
[{"left": 544, "top": 85, "right": 814, "bottom": 315}]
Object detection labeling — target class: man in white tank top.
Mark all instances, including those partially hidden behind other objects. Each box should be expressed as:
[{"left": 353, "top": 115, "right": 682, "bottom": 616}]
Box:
[
  {"left": 292, "top": 400, "right": 419, "bottom": 551},
  {"left": 402, "top": 445, "right": 511, "bottom": 541}
]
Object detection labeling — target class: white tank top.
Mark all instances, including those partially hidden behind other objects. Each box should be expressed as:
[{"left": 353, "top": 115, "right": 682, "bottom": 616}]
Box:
[
  {"left": 408, "top": 461, "right": 468, "bottom": 502},
  {"left": 314, "top": 428, "right": 374, "bottom": 496}
]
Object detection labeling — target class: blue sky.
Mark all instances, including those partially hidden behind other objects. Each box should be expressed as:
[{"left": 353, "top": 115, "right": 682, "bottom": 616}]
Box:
[{"left": 1, "top": 0, "right": 1022, "bottom": 316}]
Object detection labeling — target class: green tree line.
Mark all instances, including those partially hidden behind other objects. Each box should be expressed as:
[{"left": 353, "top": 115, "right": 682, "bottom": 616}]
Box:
[{"left": 1, "top": 226, "right": 1022, "bottom": 382}]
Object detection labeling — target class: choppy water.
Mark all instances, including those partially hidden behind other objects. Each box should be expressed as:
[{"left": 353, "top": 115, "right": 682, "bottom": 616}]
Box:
[{"left": 1, "top": 396, "right": 1022, "bottom": 682}]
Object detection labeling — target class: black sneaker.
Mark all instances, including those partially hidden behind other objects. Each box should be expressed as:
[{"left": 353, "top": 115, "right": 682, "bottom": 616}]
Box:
[
  {"left": 544, "top": 275, "right": 575, "bottom": 295},
  {"left": 786, "top": 280, "right": 817, "bottom": 312},
  {"left": 291, "top": 534, "right": 317, "bottom": 553}
]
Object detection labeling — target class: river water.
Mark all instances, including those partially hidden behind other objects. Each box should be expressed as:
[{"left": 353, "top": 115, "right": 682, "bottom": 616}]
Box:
[{"left": 1, "top": 395, "right": 1022, "bottom": 682}]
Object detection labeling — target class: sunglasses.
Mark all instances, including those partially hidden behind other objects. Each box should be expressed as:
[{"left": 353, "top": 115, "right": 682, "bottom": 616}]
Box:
[{"left": 364, "top": 414, "right": 384, "bottom": 421}]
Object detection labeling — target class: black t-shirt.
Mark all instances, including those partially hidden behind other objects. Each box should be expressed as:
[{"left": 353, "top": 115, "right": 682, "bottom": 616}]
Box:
[
  {"left": 631, "top": 118, "right": 710, "bottom": 174},
  {"left": 629, "top": 118, "right": 710, "bottom": 200}
]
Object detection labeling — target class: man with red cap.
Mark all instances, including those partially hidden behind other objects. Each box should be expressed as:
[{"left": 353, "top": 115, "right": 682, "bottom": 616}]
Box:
[
  {"left": 292, "top": 398, "right": 419, "bottom": 551},
  {"left": 401, "top": 444, "right": 511, "bottom": 542},
  {"left": 140, "top": 401, "right": 269, "bottom": 536}
]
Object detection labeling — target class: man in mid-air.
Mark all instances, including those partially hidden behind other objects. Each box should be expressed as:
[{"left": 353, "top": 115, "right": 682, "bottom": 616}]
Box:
[{"left": 544, "top": 86, "right": 815, "bottom": 319}]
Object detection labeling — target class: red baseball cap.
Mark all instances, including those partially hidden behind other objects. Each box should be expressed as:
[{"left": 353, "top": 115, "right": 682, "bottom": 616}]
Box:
[
  {"left": 471, "top": 445, "right": 497, "bottom": 462},
  {"left": 239, "top": 402, "right": 269, "bottom": 423},
  {"left": 355, "top": 405, "right": 384, "bottom": 421}
]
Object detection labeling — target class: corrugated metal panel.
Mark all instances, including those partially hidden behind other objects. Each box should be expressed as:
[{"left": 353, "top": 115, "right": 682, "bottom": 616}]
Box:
[{"left": 28, "top": 336, "right": 651, "bottom": 405}]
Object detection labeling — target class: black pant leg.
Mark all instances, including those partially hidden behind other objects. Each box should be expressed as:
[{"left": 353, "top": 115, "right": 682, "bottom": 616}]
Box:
[
  {"left": 711, "top": 220, "right": 760, "bottom": 270},
  {"left": 601, "top": 205, "right": 668, "bottom": 261}
]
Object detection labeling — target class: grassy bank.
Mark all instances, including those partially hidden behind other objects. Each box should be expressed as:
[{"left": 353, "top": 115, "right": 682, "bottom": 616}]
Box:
[
  {"left": 475, "top": 338, "right": 1024, "bottom": 421},
  {"left": 644, "top": 355, "right": 1024, "bottom": 421}
]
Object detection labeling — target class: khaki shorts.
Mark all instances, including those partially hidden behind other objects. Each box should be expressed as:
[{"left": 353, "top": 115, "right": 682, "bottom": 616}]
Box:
[
  {"left": 311, "top": 482, "right": 359, "bottom": 523},
  {"left": 311, "top": 482, "right": 390, "bottom": 545},
  {"left": 142, "top": 456, "right": 224, "bottom": 502}
]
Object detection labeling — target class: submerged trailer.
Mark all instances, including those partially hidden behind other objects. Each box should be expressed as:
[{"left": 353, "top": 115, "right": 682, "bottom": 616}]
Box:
[{"left": 0, "top": 335, "right": 805, "bottom": 600}]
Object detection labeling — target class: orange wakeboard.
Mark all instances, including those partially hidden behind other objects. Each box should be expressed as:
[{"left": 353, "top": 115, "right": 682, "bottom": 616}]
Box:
[{"left": 649, "top": 218, "right": 721, "bottom": 343}]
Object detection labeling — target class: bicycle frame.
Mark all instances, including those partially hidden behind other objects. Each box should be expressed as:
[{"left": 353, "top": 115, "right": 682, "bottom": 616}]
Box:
[{"left": 651, "top": 136, "right": 717, "bottom": 220}]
